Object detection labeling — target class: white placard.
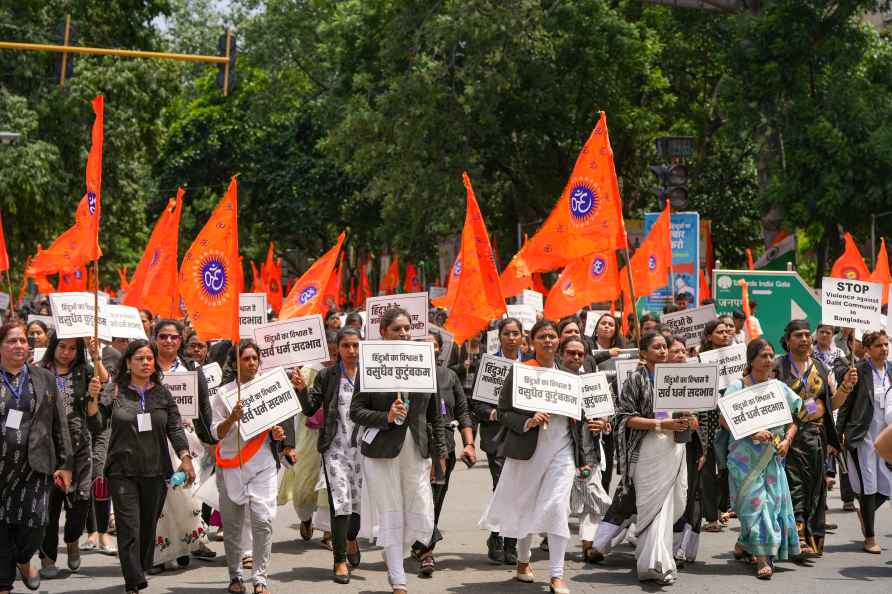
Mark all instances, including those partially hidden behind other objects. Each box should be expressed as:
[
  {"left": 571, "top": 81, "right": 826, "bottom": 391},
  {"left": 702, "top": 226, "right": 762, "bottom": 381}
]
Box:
[
  {"left": 105, "top": 304, "right": 148, "bottom": 340},
  {"left": 163, "top": 370, "right": 199, "bottom": 419},
  {"left": 471, "top": 353, "right": 513, "bottom": 405},
  {"left": 717, "top": 380, "right": 794, "bottom": 440},
  {"left": 239, "top": 293, "right": 268, "bottom": 339},
  {"left": 365, "top": 292, "right": 429, "bottom": 340},
  {"left": 614, "top": 358, "right": 640, "bottom": 398},
  {"left": 660, "top": 304, "right": 717, "bottom": 347},
  {"left": 429, "top": 286, "right": 447, "bottom": 299},
  {"left": 505, "top": 304, "right": 537, "bottom": 332},
  {"left": 653, "top": 363, "right": 719, "bottom": 412},
  {"left": 429, "top": 324, "right": 455, "bottom": 367},
  {"left": 221, "top": 367, "right": 302, "bottom": 441},
  {"left": 0, "top": 292, "right": 9, "bottom": 311},
  {"left": 358, "top": 340, "right": 437, "bottom": 393},
  {"left": 521, "top": 289, "right": 544, "bottom": 313},
  {"left": 511, "top": 362, "right": 581, "bottom": 420},
  {"left": 254, "top": 315, "right": 329, "bottom": 370},
  {"left": 821, "top": 277, "right": 885, "bottom": 333},
  {"left": 27, "top": 314, "right": 55, "bottom": 329},
  {"left": 584, "top": 310, "right": 610, "bottom": 337},
  {"left": 202, "top": 362, "right": 223, "bottom": 390},
  {"left": 579, "top": 372, "right": 615, "bottom": 418},
  {"left": 49, "top": 292, "right": 112, "bottom": 341},
  {"left": 32, "top": 347, "right": 47, "bottom": 363},
  {"left": 698, "top": 343, "right": 747, "bottom": 390},
  {"left": 486, "top": 329, "right": 499, "bottom": 354}
]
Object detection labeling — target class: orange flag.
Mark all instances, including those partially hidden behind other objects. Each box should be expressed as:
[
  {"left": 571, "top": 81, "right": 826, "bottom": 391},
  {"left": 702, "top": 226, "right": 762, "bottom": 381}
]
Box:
[
  {"left": 179, "top": 177, "right": 240, "bottom": 342},
  {"left": 740, "top": 279, "right": 758, "bottom": 340},
  {"left": 117, "top": 267, "right": 130, "bottom": 293},
  {"left": 57, "top": 266, "right": 87, "bottom": 292},
  {"left": 356, "top": 257, "right": 373, "bottom": 308},
  {"left": 0, "top": 210, "right": 9, "bottom": 273},
  {"left": 830, "top": 232, "right": 870, "bottom": 281},
  {"left": 628, "top": 200, "right": 672, "bottom": 297},
  {"left": 699, "top": 266, "right": 711, "bottom": 302},
  {"left": 261, "top": 243, "right": 283, "bottom": 313},
  {"left": 251, "top": 261, "right": 265, "bottom": 293},
  {"left": 746, "top": 248, "right": 754, "bottom": 271},
  {"left": 280, "top": 232, "right": 346, "bottom": 319},
  {"left": 124, "top": 190, "right": 184, "bottom": 319},
  {"left": 499, "top": 257, "right": 534, "bottom": 298},
  {"left": 438, "top": 173, "right": 506, "bottom": 344},
  {"left": 544, "top": 250, "right": 619, "bottom": 320},
  {"left": 379, "top": 255, "right": 400, "bottom": 295},
  {"left": 870, "top": 237, "right": 892, "bottom": 305},
  {"left": 507, "top": 112, "right": 623, "bottom": 276},
  {"left": 403, "top": 262, "right": 422, "bottom": 293},
  {"left": 321, "top": 252, "right": 344, "bottom": 314}
]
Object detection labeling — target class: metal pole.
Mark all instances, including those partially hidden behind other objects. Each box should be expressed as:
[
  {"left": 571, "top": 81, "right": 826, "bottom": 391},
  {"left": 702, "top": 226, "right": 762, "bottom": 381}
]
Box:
[
  {"left": 872, "top": 213, "right": 877, "bottom": 269},
  {"left": 0, "top": 40, "right": 229, "bottom": 64}
]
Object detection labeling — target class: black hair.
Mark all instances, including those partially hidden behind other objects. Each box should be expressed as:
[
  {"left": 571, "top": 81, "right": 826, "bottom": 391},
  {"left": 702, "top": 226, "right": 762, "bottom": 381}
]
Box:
[
  {"left": 39, "top": 331, "right": 88, "bottom": 371},
  {"left": 558, "top": 316, "right": 582, "bottom": 337},
  {"left": 325, "top": 329, "right": 339, "bottom": 346},
  {"left": 226, "top": 339, "right": 262, "bottom": 370},
  {"left": 780, "top": 319, "right": 810, "bottom": 352},
  {"left": 529, "top": 319, "right": 559, "bottom": 341},
  {"left": 325, "top": 311, "right": 340, "bottom": 322},
  {"left": 639, "top": 331, "right": 665, "bottom": 352},
  {"left": 700, "top": 319, "right": 727, "bottom": 352},
  {"left": 153, "top": 318, "right": 184, "bottom": 340},
  {"left": 558, "top": 334, "right": 586, "bottom": 355},
  {"left": 592, "top": 313, "right": 625, "bottom": 349},
  {"left": 26, "top": 319, "right": 48, "bottom": 334},
  {"left": 498, "top": 317, "right": 523, "bottom": 335},
  {"left": 667, "top": 335, "right": 687, "bottom": 350},
  {"left": 732, "top": 309, "right": 746, "bottom": 321},
  {"left": 115, "top": 339, "right": 163, "bottom": 389},
  {"left": 663, "top": 304, "right": 681, "bottom": 314},
  {"left": 336, "top": 326, "right": 362, "bottom": 345},
  {"left": 862, "top": 329, "right": 888, "bottom": 349},
  {"left": 700, "top": 298, "right": 715, "bottom": 305},
  {"left": 345, "top": 312, "right": 363, "bottom": 326},
  {"left": 744, "top": 338, "right": 774, "bottom": 375},
  {"left": 379, "top": 306, "right": 411, "bottom": 336},
  {"left": 640, "top": 313, "right": 660, "bottom": 325}
]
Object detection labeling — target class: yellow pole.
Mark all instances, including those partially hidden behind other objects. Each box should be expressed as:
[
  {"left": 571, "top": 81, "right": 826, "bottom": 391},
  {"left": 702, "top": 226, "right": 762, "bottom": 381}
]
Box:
[
  {"left": 0, "top": 40, "right": 229, "bottom": 64},
  {"left": 223, "top": 29, "right": 232, "bottom": 97}
]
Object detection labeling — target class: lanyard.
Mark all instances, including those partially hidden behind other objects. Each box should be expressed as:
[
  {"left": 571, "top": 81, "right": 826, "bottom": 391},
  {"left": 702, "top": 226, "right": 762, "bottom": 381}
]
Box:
[
  {"left": 130, "top": 384, "right": 149, "bottom": 412},
  {"left": 55, "top": 370, "right": 70, "bottom": 395},
  {"left": 868, "top": 359, "right": 888, "bottom": 389},
  {"left": 787, "top": 354, "right": 811, "bottom": 382},
  {"left": 339, "top": 362, "right": 355, "bottom": 391},
  {"left": 168, "top": 359, "right": 182, "bottom": 372},
  {"left": 1, "top": 367, "right": 29, "bottom": 407}
]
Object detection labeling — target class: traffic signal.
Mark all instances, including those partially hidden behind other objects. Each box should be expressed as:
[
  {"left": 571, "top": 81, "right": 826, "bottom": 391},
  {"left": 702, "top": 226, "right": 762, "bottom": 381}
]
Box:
[
  {"left": 216, "top": 31, "right": 237, "bottom": 95},
  {"left": 649, "top": 163, "right": 689, "bottom": 210}
]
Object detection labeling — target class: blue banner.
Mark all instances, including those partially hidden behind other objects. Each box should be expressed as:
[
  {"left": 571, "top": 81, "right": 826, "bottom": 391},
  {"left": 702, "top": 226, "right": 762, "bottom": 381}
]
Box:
[{"left": 642, "top": 211, "right": 700, "bottom": 312}]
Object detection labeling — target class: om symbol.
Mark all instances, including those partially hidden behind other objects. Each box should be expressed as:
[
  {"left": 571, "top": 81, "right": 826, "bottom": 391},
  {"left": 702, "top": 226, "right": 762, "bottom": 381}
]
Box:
[
  {"left": 452, "top": 258, "right": 462, "bottom": 277},
  {"left": 299, "top": 285, "right": 318, "bottom": 304},
  {"left": 648, "top": 255, "right": 657, "bottom": 271},
  {"left": 200, "top": 258, "right": 227, "bottom": 297},
  {"left": 591, "top": 256, "right": 606, "bottom": 278},
  {"left": 569, "top": 184, "right": 596, "bottom": 220},
  {"left": 87, "top": 191, "right": 97, "bottom": 215}
]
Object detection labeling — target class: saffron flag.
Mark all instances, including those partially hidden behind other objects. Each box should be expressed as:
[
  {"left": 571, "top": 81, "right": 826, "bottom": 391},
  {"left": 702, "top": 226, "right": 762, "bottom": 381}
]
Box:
[
  {"left": 544, "top": 250, "right": 619, "bottom": 320},
  {"left": 403, "top": 262, "right": 422, "bottom": 293},
  {"left": 321, "top": 252, "right": 344, "bottom": 314},
  {"left": 251, "top": 261, "right": 265, "bottom": 293},
  {"left": 178, "top": 177, "right": 240, "bottom": 342},
  {"left": 740, "top": 279, "right": 758, "bottom": 340},
  {"left": 498, "top": 256, "right": 533, "bottom": 298},
  {"left": 117, "top": 267, "right": 130, "bottom": 294},
  {"left": 280, "top": 232, "right": 346, "bottom": 319},
  {"left": 439, "top": 173, "right": 506, "bottom": 344},
  {"left": 336, "top": 255, "right": 347, "bottom": 308},
  {"left": 628, "top": 200, "right": 672, "bottom": 297},
  {"left": 0, "top": 210, "right": 9, "bottom": 273},
  {"left": 379, "top": 255, "right": 400, "bottom": 295},
  {"left": 57, "top": 266, "right": 87, "bottom": 292},
  {"left": 699, "top": 267, "right": 711, "bottom": 302},
  {"left": 870, "top": 237, "right": 892, "bottom": 305},
  {"left": 261, "top": 242, "right": 283, "bottom": 314},
  {"left": 746, "top": 248, "right": 754, "bottom": 271},
  {"left": 356, "top": 257, "right": 372, "bottom": 308},
  {"left": 830, "top": 232, "right": 870, "bottom": 281},
  {"left": 507, "top": 112, "right": 623, "bottom": 276},
  {"left": 124, "top": 190, "right": 184, "bottom": 319}
]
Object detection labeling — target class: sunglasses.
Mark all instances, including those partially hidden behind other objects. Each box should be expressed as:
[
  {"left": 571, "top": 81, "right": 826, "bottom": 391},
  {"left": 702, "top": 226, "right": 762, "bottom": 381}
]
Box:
[{"left": 157, "top": 333, "right": 181, "bottom": 342}]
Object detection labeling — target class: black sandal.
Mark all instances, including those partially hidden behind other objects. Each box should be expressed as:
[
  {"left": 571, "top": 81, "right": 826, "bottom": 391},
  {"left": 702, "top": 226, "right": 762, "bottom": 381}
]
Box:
[
  {"left": 227, "top": 577, "right": 245, "bottom": 594},
  {"left": 333, "top": 562, "right": 350, "bottom": 584},
  {"left": 346, "top": 540, "right": 361, "bottom": 567}
]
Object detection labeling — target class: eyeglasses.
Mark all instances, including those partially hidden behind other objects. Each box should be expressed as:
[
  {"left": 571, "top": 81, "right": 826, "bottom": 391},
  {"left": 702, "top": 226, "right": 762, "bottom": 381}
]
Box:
[
  {"left": 564, "top": 350, "right": 586, "bottom": 358},
  {"left": 157, "top": 333, "right": 181, "bottom": 342}
]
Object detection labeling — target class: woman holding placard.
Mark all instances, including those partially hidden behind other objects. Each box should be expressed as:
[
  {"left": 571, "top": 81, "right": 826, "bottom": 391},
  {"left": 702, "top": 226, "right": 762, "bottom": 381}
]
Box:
[
  {"left": 835, "top": 329, "right": 892, "bottom": 555},
  {"left": 349, "top": 307, "right": 446, "bottom": 594},
  {"left": 471, "top": 317, "right": 523, "bottom": 565},
  {"left": 615, "top": 331, "right": 690, "bottom": 585},
  {"left": 292, "top": 327, "right": 365, "bottom": 584},
  {"left": 212, "top": 339, "right": 296, "bottom": 594},
  {"left": 721, "top": 338, "right": 801, "bottom": 579},
  {"left": 36, "top": 333, "right": 106, "bottom": 579},
  {"left": 479, "top": 319, "right": 583, "bottom": 594}
]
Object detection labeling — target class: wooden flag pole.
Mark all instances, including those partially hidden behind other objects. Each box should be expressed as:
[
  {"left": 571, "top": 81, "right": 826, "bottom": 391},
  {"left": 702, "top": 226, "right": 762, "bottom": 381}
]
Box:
[
  {"left": 4, "top": 270, "right": 15, "bottom": 321},
  {"left": 622, "top": 245, "right": 641, "bottom": 341},
  {"left": 93, "top": 259, "right": 100, "bottom": 340}
]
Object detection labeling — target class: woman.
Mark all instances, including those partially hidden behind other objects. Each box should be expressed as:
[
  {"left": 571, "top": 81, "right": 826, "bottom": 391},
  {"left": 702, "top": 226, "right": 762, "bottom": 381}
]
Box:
[
  {"left": 558, "top": 316, "right": 597, "bottom": 373},
  {"left": 471, "top": 317, "right": 522, "bottom": 565},
  {"left": 349, "top": 307, "right": 446, "bottom": 594},
  {"left": 139, "top": 310, "right": 154, "bottom": 339},
  {"left": 722, "top": 338, "right": 801, "bottom": 579},
  {"left": 410, "top": 332, "right": 476, "bottom": 576},
  {"left": 560, "top": 335, "right": 611, "bottom": 565},
  {"left": 25, "top": 320, "right": 49, "bottom": 350},
  {"left": 325, "top": 312, "right": 342, "bottom": 332},
  {"left": 0, "top": 323, "right": 72, "bottom": 594},
  {"left": 212, "top": 340, "right": 296, "bottom": 594},
  {"left": 479, "top": 319, "right": 583, "bottom": 594},
  {"left": 185, "top": 331, "right": 209, "bottom": 366},
  {"left": 37, "top": 333, "right": 107, "bottom": 579},
  {"left": 590, "top": 312, "right": 625, "bottom": 492},
  {"left": 615, "top": 332, "right": 691, "bottom": 585},
  {"left": 592, "top": 313, "right": 627, "bottom": 360},
  {"left": 292, "top": 327, "right": 364, "bottom": 584},
  {"left": 87, "top": 339, "right": 195, "bottom": 594},
  {"left": 835, "top": 329, "right": 892, "bottom": 554}
]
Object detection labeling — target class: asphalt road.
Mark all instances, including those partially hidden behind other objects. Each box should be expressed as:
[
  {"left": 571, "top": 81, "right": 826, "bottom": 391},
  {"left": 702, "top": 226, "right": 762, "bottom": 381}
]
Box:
[{"left": 29, "top": 453, "right": 892, "bottom": 594}]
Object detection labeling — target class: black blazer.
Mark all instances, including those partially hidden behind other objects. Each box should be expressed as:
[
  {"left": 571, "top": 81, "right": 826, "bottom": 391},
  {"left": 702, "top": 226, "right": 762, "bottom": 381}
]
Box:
[
  {"left": 837, "top": 360, "right": 891, "bottom": 447},
  {"left": 349, "top": 374, "right": 446, "bottom": 460},
  {"left": 11, "top": 364, "right": 75, "bottom": 475},
  {"left": 496, "top": 362, "right": 583, "bottom": 466},
  {"left": 296, "top": 363, "right": 349, "bottom": 454}
]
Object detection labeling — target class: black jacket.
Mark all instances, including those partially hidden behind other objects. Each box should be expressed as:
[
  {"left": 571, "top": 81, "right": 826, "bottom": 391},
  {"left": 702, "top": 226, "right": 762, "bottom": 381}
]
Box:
[
  {"left": 296, "top": 363, "right": 352, "bottom": 454},
  {"left": 436, "top": 366, "right": 473, "bottom": 454},
  {"left": 837, "top": 359, "right": 891, "bottom": 447},
  {"left": 9, "top": 364, "right": 74, "bottom": 475},
  {"left": 349, "top": 374, "right": 446, "bottom": 460}
]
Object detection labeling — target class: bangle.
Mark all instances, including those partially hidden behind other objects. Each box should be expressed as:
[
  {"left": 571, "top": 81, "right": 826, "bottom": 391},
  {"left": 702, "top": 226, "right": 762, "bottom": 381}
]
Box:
[
  {"left": 180, "top": 453, "right": 192, "bottom": 462},
  {"left": 655, "top": 420, "right": 662, "bottom": 432}
]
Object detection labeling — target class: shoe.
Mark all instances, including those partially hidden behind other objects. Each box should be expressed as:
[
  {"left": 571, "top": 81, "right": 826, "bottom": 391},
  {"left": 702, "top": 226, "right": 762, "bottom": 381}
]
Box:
[
  {"left": 99, "top": 542, "right": 118, "bottom": 556},
  {"left": 515, "top": 563, "right": 534, "bottom": 583},
  {"left": 38, "top": 564, "right": 59, "bottom": 579},
  {"left": 655, "top": 573, "right": 676, "bottom": 586},
  {"left": 192, "top": 542, "right": 217, "bottom": 560},
  {"left": 503, "top": 538, "right": 518, "bottom": 565},
  {"left": 550, "top": 577, "right": 570, "bottom": 594},
  {"left": 863, "top": 541, "right": 882, "bottom": 554},
  {"left": 486, "top": 534, "right": 505, "bottom": 565},
  {"left": 299, "top": 519, "right": 312, "bottom": 541},
  {"left": 147, "top": 565, "right": 164, "bottom": 575},
  {"left": 67, "top": 542, "right": 81, "bottom": 571},
  {"left": 346, "top": 539, "right": 361, "bottom": 567},
  {"left": 842, "top": 501, "right": 856, "bottom": 512},
  {"left": 419, "top": 554, "right": 435, "bottom": 577},
  {"left": 333, "top": 562, "right": 350, "bottom": 585},
  {"left": 17, "top": 564, "right": 40, "bottom": 591},
  {"left": 80, "top": 539, "right": 98, "bottom": 551}
]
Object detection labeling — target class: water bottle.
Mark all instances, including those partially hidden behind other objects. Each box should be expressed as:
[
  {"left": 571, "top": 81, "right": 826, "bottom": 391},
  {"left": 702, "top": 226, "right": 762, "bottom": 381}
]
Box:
[
  {"left": 394, "top": 396, "right": 409, "bottom": 426},
  {"left": 168, "top": 471, "right": 187, "bottom": 488}
]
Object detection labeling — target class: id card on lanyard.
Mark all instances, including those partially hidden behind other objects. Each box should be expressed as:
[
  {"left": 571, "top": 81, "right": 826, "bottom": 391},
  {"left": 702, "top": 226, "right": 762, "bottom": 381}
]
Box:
[
  {"left": 2, "top": 367, "right": 28, "bottom": 430},
  {"left": 789, "top": 356, "right": 818, "bottom": 415},
  {"left": 131, "top": 384, "right": 153, "bottom": 432}
]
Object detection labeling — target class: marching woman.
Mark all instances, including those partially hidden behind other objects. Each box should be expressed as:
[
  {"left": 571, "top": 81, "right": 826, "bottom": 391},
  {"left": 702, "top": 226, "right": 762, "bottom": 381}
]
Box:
[
  {"left": 721, "top": 338, "right": 801, "bottom": 579},
  {"left": 0, "top": 323, "right": 72, "bottom": 594},
  {"left": 87, "top": 339, "right": 195, "bottom": 594},
  {"left": 212, "top": 339, "right": 297, "bottom": 594},
  {"left": 349, "top": 307, "right": 446, "bottom": 594},
  {"left": 835, "top": 329, "right": 892, "bottom": 554},
  {"left": 471, "top": 317, "right": 522, "bottom": 565},
  {"left": 590, "top": 312, "right": 625, "bottom": 491},
  {"left": 479, "top": 319, "right": 583, "bottom": 594},
  {"left": 292, "top": 327, "right": 365, "bottom": 585},
  {"left": 615, "top": 331, "right": 691, "bottom": 585},
  {"left": 25, "top": 320, "right": 49, "bottom": 350},
  {"left": 37, "top": 333, "right": 107, "bottom": 579}
]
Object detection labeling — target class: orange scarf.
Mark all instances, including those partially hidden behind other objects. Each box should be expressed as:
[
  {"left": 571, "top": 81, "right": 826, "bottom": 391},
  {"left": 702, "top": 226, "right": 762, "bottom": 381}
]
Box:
[{"left": 215, "top": 430, "right": 270, "bottom": 468}]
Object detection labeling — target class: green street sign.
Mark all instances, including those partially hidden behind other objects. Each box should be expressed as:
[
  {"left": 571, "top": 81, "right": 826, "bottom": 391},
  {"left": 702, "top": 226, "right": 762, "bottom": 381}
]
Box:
[{"left": 712, "top": 269, "right": 821, "bottom": 352}]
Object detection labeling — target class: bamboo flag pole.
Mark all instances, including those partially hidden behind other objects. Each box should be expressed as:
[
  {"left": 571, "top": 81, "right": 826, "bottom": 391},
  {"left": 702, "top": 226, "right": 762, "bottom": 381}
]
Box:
[{"left": 93, "top": 259, "right": 100, "bottom": 341}]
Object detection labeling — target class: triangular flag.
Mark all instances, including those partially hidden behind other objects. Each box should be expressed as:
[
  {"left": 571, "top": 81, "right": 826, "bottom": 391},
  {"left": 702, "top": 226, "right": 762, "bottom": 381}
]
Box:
[
  {"left": 544, "top": 250, "right": 619, "bottom": 320},
  {"left": 280, "top": 232, "right": 346, "bottom": 319},
  {"left": 870, "top": 237, "right": 891, "bottom": 305},
  {"left": 0, "top": 210, "right": 9, "bottom": 273},
  {"left": 627, "top": 200, "right": 672, "bottom": 297},
  {"left": 830, "top": 232, "right": 870, "bottom": 281}
]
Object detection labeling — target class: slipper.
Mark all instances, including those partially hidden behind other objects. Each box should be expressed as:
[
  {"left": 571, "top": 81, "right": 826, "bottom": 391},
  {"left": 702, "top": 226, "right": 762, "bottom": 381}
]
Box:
[{"left": 299, "top": 520, "right": 312, "bottom": 541}]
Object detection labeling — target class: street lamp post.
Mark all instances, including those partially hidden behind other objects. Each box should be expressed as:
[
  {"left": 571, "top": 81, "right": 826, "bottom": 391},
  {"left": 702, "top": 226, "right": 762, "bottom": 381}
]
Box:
[{"left": 871, "top": 210, "right": 892, "bottom": 268}]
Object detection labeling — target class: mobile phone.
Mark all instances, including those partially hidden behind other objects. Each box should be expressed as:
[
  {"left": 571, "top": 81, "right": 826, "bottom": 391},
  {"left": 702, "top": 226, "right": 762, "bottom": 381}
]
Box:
[{"left": 672, "top": 412, "right": 692, "bottom": 443}]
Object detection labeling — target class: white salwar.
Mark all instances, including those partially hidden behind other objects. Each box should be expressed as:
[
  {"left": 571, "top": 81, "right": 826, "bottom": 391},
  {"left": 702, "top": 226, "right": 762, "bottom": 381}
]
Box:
[
  {"left": 632, "top": 431, "right": 687, "bottom": 582},
  {"left": 846, "top": 375, "right": 892, "bottom": 496}
]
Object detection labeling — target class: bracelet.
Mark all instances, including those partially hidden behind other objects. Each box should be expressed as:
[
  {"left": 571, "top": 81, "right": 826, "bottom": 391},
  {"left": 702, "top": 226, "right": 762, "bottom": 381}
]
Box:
[
  {"left": 180, "top": 453, "right": 192, "bottom": 461},
  {"left": 655, "top": 420, "right": 662, "bottom": 432}
]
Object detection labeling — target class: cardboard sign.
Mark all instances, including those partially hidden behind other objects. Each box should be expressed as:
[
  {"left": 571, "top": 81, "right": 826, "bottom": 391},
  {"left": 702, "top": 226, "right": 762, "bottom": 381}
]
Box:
[
  {"left": 428, "top": 324, "right": 455, "bottom": 367},
  {"left": 0, "top": 292, "right": 9, "bottom": 311},
  {"left": 32, "top": 347, "right": 47, "bottom": 363},
  {"left": 49, "top": 292, "right": 111, "bottom": 341},
  {"left": 579, "top": 372, "right": 615, "bottom": 418},
  {"left": 365, "top": 292, "right": 429, "bottom": 340},
  {"left": 27, "top": 314, "right": 55, "bottom": 329},
  {"left": 239, "top": 293, "right": 268, "bottom": 339},
  {"left": 614, "top": 358, "right": 640, "bottom": 398},
  {"left": 520, "top": 289, "right": 544, "bottom": 313},
  {"left": 105, "top": 304, "right": 148, "bottom": 340},
  {"left": 653, "top": 363, "right": 719, "bottom": 412},
  {"left": 163, "top": 370, "right": 199, "bottom": 419},
  {"left": 202, "top": 362, "right": 223, "bottom": 390},
  {"left": 511, "top": 363, "right": 581, "bottom": 420},
  {"left": 471, "top": 353, "right": 513, "bottom": 405},
  {"left": 358, "top": 340, "right": 437, "bottom": 393},
  {"left": 584, "top": 310, "right": 610, "bottom": 337},
  {"left": 220, "top": 367, "right": 302, "bottom": 441},
  {"left": 698, "top": 343, "right": 747, "bottom": 390},
  {"left": 254, "top": 315, "right": 329, "bottom": 370},
  {"left": 717, "top": 380, "right": 794, "bottom": 440},
  {"left": 821, "top": 277, "right": 885, "bottom": 334},
  {"left": 505, "top": 304, "right": 537, "bottom": 332},
  {"left": 486, "top": 329, "right": 499, "bottom": 354},
  {"left": 660, "top": 304, "right": 717, "bottom": 347}
]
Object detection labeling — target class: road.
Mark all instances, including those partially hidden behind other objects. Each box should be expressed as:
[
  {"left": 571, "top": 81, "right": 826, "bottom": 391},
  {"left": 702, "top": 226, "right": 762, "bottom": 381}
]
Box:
[{"left": 32, "top": 454, "right": 892, "bottom": 594}]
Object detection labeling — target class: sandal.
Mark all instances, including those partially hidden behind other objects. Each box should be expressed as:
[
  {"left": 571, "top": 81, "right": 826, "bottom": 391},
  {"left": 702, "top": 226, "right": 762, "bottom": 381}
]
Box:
[
  {"left": 419, "top": 554, "right": 435, "bottom": 577},
  {"left": 320, "top": 532, "right": 333, "bottom": 551},
  {"left": 227, "top": 577, "right": 246, "bottom": 593},
  {"left": 733, "top": 544, "right": 752, "bottom": 562},
  {"left": 299, "top": 519, "right": 312, "bottom": 541},
  {"left": 584, "top": 547, "right": 604, "bottom": 564},
  {"left": 756, "top": 559, "right": 773, "bottom": 580}
]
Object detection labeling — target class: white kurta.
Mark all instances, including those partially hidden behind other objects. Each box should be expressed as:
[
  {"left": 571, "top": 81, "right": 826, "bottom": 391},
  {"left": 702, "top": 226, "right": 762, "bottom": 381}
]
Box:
[
  {"left": 846, "top": 375, "right": 892, "bottom": 496},
  {"left": 479, "top": 416, "right": 575, "bottom": 539}
]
